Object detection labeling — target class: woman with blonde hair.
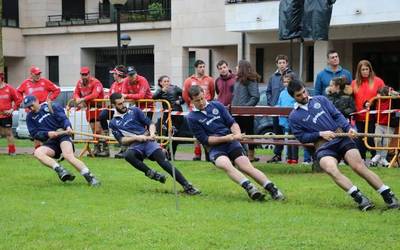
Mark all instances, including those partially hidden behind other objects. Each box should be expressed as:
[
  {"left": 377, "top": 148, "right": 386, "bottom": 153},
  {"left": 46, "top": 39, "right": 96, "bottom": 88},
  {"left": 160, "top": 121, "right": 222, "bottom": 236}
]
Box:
[{"left": 351, "top": 60, "right": 385, "bottom": 161}]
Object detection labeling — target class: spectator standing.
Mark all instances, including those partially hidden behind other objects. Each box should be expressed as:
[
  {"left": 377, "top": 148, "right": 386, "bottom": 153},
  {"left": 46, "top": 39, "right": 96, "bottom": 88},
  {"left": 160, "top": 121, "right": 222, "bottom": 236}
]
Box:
[
  {"left": 99, "top": 65, "right": 127, "bottom": 158},
  {"left": 351, "top": 60, "right": 385, "bottom": 160},
  {"left": 276, "top": 72, "right": 298, "bottom": 164},
  {"left": 215, "top": 60, "right": 236, "bottom": 106},
  {"left": 325, "top": 76, "right": 355, "bottom": 119},
  {"left": 0, "top": 72, "right": 22, "bottom": 155},
  {"left": 73, "top": 67, "right": 107, "bottom": 157},
  {"left": 314, "top": 50, "right": 352, "bottom": 96},
  {"left": 231, "top": 60, "right": 260, "bottom": 162},
  {"left": 121, "top": 66, "right": 153, "bottom": 110},
  {"left": 182, "top": 59, "right": 215, "bottom": 161},
  {"left": 266, "top": 55, "right": 295, "bottom": 163}
]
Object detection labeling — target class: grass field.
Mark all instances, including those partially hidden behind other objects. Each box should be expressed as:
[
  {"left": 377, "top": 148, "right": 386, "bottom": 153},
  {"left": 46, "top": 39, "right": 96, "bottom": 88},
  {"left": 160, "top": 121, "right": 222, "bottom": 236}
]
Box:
[{"left": 1, "top": 153, "right": 400, "bottom": 249}]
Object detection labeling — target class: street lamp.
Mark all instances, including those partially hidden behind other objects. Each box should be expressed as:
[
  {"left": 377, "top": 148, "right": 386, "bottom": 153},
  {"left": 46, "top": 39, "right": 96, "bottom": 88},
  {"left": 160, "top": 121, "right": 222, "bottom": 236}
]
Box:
[
  {"left": 121, "top": 33, "right": 131, "bottom": 66},
  {"left": 110, "top": 0, "right": 128, "bottom": 65}
]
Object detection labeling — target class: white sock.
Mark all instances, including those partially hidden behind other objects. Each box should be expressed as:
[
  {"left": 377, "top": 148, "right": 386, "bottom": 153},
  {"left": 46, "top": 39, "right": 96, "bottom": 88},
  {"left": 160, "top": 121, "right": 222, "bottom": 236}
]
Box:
[
  {"left": 377, "top": 185, "right": 390, "bottom": 194},
  {"left": 263, "top": 180, "right": 272, "bottom": 188},
  {"left": 347, "top": 185, "right": 358, "bottom": 195},
  {"left": 80, "top": 167, "right": 90, "bottom": 175},
  {"left": 239, "top": 178, "right": 249, "bottom": 186},
  {"left": 52, "top": 163, "right": 60, "bottom": 170}
]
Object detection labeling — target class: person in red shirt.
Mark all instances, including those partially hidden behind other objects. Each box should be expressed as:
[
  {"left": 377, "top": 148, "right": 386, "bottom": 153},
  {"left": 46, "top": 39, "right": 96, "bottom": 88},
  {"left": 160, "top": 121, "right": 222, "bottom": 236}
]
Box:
[
  {"left": 17, "top": 66, "right": 60, "bottom": 103},
  {"left": 0, "top": 72, "right": 22, "bottom": 155},
  {"left": 351, "top": 60, "right": 385, "bottom": 160},
  {"left": 121, "top": 66, "right": 153, "bottom": 110},
  {"left": 182, "top": 60, "right": 215, "bottom": 161},
  {"left": 73, "top": 66, "right": 107, "bottom": 156},
  {"left": 99, "top": 65, "right": 127, "bottom": 158}
]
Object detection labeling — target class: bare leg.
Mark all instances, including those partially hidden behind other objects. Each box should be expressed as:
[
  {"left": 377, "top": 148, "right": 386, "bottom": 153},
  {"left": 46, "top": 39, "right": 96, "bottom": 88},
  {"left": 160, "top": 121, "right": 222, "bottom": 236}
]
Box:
[
  {"left": 214, "top": 155, "right": 248, "bottom": 184},
  {"left": 319, "top": 156, "right": 354, "bottom": 191},
  {"left": 344, "top": 149, "right": 384, "bottom": 189},
  {"left": 4, "top": 127, "right": 15, "bottom": 146},
  {"left": 33, "top": 146, "right": 57, "bottom": 169},
  {"left": 234, "top": 155, "right": 269, "bottom": 186},
  {"left": 60, "top": 140, "right": 86, "bottom": 172}
]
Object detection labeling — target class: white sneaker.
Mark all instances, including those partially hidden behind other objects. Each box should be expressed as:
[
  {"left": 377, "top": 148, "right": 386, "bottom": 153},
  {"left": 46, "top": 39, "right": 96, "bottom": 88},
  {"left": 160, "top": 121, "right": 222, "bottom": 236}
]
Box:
[
  {"left": 379, "top": 158, "right": 390, "bottom": 167},
  {"left": 369, "top": 155, "right": 381, "bottom": 167},
  {"left": 339, "top": 160, "right": 346, "bottom": 166}
]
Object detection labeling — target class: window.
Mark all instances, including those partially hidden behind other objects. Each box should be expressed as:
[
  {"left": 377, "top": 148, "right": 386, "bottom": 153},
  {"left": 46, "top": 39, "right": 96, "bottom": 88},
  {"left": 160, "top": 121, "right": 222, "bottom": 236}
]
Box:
[
  {"left": 188, "top": 51, "right": 196, "bottom": 76},
  {"left": 2, "top": 0, "right": 19, "bottom": 27},
  {"left": 48, "top": 56, "right": 59, "bottom": 85},
  {"left": 62, "top": 0, "right": 85, "bottom": 20},
  {"left": 256, "top": 48, "right": 264, "bottom": 82}
]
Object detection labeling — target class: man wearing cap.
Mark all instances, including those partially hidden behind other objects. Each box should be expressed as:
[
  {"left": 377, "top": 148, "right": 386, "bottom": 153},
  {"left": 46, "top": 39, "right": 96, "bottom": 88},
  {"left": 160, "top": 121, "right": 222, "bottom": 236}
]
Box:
[
  {"left": 24, "top": 95, "right": 100, "bottom": 186},
  {"left": 73, "top": 66, "right": 107, "bottom": 157},
  {"left": 0, "top": 72, "right": 22, "bottom": 155},
  {"left": 99, "top": 65, "right": 127, "bottom": 158},
  {"left": 17, "top": 66, "right": 60, "bottom": 103},
  {"left": 121, "top": 66, "right": 153, "bottom": 110}
]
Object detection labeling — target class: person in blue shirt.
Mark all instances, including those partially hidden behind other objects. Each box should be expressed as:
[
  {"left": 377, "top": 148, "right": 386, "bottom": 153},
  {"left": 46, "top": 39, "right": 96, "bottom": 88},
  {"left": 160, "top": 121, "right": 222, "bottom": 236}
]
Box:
[
  {"left": 24, "top": 95, "right": 100, "bottom": 186},
  {"left": 287, "top": 79, "right": 399, "bottom": 211},
  {"left": 108, "top": 93, "right": 200, "bottom": 195},
  {"left": 314, "top": 50, "right": 352, "bottom": 96},
  {"left": 187, "top": 85, "right": 284, "bottom": 201}
]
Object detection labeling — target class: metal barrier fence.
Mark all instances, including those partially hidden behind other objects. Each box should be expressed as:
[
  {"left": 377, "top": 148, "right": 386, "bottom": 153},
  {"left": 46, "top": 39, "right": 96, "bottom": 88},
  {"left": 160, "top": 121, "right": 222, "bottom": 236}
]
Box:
[
  {"left": 364, "top": 95, "right": 400, "bottom": 167},
  {"left": 66, "top": 98, "right": 172, "bottom": 157}
]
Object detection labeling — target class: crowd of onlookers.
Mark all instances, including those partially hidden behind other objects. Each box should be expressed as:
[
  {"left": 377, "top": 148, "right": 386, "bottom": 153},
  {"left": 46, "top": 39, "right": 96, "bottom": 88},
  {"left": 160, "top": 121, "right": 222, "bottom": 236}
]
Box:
[{"left": 0, "top": 49, "right": 398, "bottom": 168}]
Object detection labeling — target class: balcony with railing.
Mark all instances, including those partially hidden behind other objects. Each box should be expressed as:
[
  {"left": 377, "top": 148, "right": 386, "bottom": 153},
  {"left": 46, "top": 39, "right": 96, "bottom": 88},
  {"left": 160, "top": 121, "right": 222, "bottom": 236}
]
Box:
[{"left": 46, "top": 2, "right": 171, "bottom": 27}]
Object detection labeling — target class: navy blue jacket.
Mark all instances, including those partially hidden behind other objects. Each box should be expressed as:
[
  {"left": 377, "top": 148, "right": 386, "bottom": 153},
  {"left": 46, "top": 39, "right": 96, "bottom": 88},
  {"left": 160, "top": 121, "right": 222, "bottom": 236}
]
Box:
[
  {"left": 288, "top": 96, "right": 351, "bottom": 143},
  {"left": 26, "top": 102, "right": 71, "bottom": 142},
  {"left": 266, "top": 68, "right": 296, "bottom": 106},
  {"left": 109, "top": 107, "right": 151, "bottom": 143},
  {"left": 187, "top": 101, "right": 235, "bottom": 146}
]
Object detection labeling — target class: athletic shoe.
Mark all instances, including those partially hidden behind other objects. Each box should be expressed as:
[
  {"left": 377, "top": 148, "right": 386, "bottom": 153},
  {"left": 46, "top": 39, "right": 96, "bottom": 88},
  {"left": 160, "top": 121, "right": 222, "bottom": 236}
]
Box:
[
  {"left": 302, "top": 161, "right": 312, "bottom": 165},
  {"left": 83, "top": 173, "right": 101, "bottom": 187},
  {"left": 146, "top": 169, "right": 167, "bottom": 184},
  {"left": 183, "top": 184, "right": 201, "bottom": 195},
  {"left": 379, "top": 158, "right": 390, "bottom": 168},
  {"left": 353, "top": 192, "right": 374, "bottom": 211},
  {"left": 382, "top": 191, "right": 400, "bottom": 209},
  {"left": 265, "top": 183, "right": 285, "bottom": 200},
  {"left": 267, "top": 155, "right": 281, "bottom": 163},
  {"left": 369, "top": 155, "right": 381, "bottom": 167},
  {"left": 192, "top": 156, "right": 201, "bottom": 161},
  {"left": 246, "top": 184, "right": 265, "bottom": 201},
  {"left": 55, "top": 167, "right": 75, "bottom": 182}
]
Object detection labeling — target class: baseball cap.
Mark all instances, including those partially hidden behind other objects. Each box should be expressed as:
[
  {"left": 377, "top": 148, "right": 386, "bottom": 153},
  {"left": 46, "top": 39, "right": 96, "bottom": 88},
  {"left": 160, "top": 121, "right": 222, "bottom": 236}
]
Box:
[
  {"left": 30, "top": 66, "right": 42, "bottom": 75},
  {"left": 126, "top": 66, "right": 137, "bottom": 76},
  {"left": 23, "top": 95, "right": 37, "bottom": 108},
  {"left": 80, "top": 66, "right": 90, "bottom": 74}
]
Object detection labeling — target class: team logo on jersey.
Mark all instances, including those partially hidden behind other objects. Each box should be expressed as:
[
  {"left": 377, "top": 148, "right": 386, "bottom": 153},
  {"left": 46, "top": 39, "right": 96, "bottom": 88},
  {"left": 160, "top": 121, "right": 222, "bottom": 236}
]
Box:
[
  {"left": 313, "top": 102, "right": 321, "bottom": 109},
  {"left": 212, "top": 108, "right": 219, "bottom": 115},
  {"left": 44, "top": 106, "right": 49, "bottom": 113}
]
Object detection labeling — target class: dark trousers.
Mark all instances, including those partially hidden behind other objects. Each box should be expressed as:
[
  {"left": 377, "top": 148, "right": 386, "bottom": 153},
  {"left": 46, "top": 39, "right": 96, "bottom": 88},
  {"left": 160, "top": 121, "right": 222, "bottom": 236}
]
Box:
[
  {"left": 355, "top": 120, "right": 376, "bottom": 160},
  {"left": 272, "top": 117, "right": 284, "bottom": 156}
]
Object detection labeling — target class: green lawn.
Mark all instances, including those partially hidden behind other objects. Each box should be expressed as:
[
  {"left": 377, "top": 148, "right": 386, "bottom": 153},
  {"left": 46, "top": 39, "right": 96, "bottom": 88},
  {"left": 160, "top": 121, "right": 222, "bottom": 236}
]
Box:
[{"left": 1, "top": 154, "right": 400, "bottom": 249}]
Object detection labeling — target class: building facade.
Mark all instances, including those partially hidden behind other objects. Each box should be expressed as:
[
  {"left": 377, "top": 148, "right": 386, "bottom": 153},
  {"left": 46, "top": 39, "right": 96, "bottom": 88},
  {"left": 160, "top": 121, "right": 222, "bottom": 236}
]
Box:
[{"left": 3, "top": 0, "right": 400, "bottom": 90}]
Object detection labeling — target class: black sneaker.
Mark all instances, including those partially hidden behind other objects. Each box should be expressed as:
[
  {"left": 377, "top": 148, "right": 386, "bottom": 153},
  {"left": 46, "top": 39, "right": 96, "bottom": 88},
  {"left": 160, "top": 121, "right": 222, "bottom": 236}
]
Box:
[
  {"left": 265, "top": 183, "right": 285, "bottom": 200},
  {"left": 353, "top": 192, "right": 374, "bottom": 211},
  {"left": 114, "top": 150, "right": 125, "bottom": 159},
  {"left": 267, "top": 155, "right": 281, "bottom": 163},
  {"left": 246, "top": 184, "right": 265, "bottom": 201},
  {"left": 83, "top": 173, "right": 101, "bottom": 187},
  {"left": 146, "top": 169, "right": 167, "bottom": 184},
  {"left": 183, "top": 184, "right": 201, "bottom": 195},
  {"left": 193, "top": 156, "right": 201, "bottom": 161},
  {"left": 382, "top": 190, "right": 400, "bottom": 209},
  {"left": 55, "top": 167, "right": 75, "bottom": 182}
]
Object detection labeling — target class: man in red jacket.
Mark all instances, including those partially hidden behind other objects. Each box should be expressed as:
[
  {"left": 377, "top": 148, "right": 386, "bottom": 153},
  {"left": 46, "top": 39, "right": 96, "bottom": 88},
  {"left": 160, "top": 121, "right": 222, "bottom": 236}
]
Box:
[
  {"left": 121, "top": 66, "right": 153, "bottom": 110},
  {"left": 73, "top": 67, "right": 107, "bottom": 157},
  {"left": 0, "top": 72, "right": 22, "bottom": 155},
  {"left": 182, "top": 60, "right": 215, "bottom": 161},
  {"left": 17, "top": 66, "right": 60, "bottom": 103}
]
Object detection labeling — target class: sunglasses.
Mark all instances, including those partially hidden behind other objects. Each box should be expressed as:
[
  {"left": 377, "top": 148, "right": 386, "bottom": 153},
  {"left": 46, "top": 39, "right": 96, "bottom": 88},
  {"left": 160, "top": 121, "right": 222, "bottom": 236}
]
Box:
[{"left": 80, "top": 73, "right": 88, "bottom": 76}]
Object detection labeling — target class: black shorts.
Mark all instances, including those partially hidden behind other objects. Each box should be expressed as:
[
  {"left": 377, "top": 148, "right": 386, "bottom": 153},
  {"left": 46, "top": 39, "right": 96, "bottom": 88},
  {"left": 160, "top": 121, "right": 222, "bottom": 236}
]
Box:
[
  {"left": 212, "top": 143, "right": 246, "bottom": 164},
  {"left": 43, "top": 135, "right": 75, "bottom": 159},
  {"left": 0, "top": 116, "right": 12, "bottom": 128},
  {"left": 316, "top": 137, "right": 357, "bottom": 162}
]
